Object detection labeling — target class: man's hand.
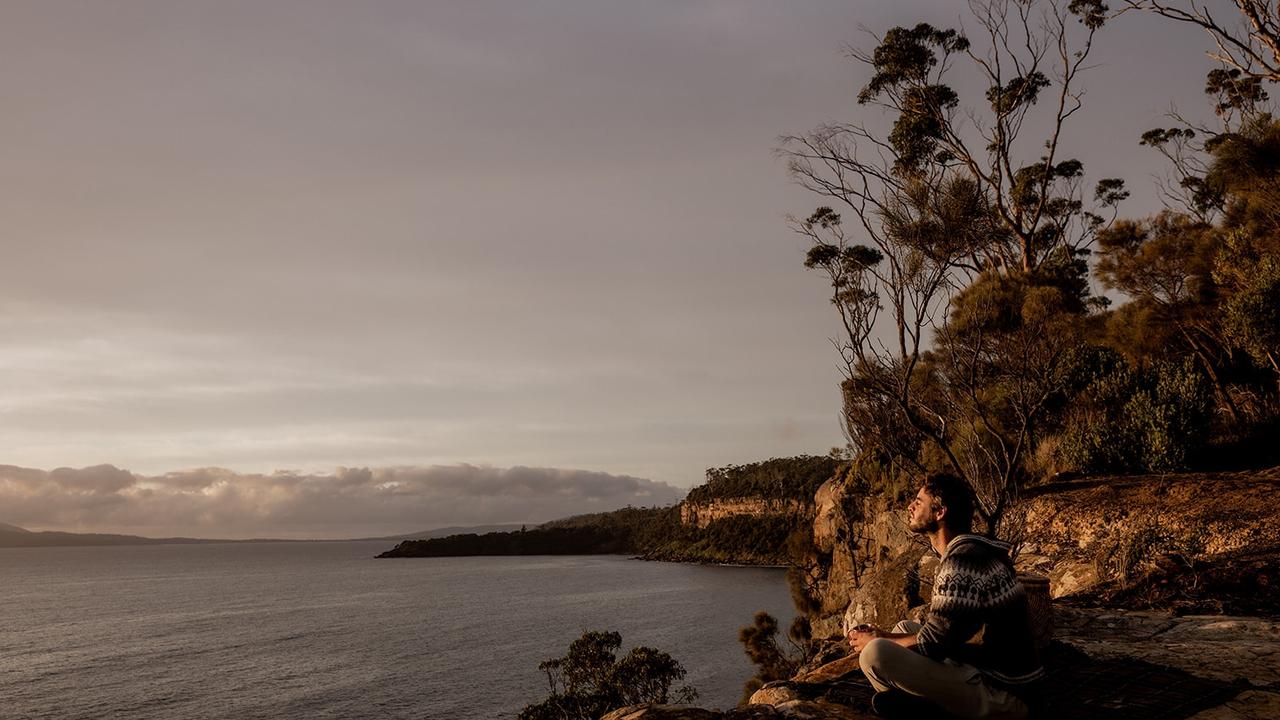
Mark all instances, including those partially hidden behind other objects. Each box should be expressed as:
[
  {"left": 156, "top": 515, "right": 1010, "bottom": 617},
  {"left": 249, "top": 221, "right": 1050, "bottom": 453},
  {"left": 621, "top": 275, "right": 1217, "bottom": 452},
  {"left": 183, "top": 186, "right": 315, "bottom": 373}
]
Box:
[{"left": 846, "top": 623, "right": 885, "bottom": 653}]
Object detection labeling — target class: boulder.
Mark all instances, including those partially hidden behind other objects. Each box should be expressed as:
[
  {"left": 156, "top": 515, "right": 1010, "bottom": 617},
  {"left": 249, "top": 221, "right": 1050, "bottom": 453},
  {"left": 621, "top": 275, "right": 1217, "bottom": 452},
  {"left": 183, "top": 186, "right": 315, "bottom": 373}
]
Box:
[
  {"left": 841, "top": 545, "right": 928, "bottom": 631},
  {"left": 793, "top": 654, "right": 862, "bottom": 684},
  {"left": 723, "top": 706, "right": 785, "bottom": 719},
  {"left": 747, "top": 682, "right": 801, "bottom": 705},
  {"left": 1048, "top": 559, "right": 1100, "bottom": 598}
]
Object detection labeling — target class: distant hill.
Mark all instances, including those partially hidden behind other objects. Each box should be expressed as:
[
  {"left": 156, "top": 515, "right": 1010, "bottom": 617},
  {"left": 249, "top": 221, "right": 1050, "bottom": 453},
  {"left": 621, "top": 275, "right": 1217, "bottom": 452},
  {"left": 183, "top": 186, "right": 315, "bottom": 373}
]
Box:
[
  {"left": 0, "top": 530, "right": 228, "bottom": 548},
  {"left": 351, "top": 523, "right": 528, "bottom": 542},
  {"left": 377, "top": 507, "right": 680, "bottom": 558},
  {"left": 0, "top": 522, "right": 534, "bottom": 548}
]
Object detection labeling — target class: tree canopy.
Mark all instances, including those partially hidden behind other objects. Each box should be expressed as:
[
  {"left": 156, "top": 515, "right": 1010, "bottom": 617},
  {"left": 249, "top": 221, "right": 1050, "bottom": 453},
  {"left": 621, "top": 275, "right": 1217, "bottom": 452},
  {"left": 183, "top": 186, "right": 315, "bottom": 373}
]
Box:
[{"left": 785, "top": 0, "right": 1280, "bottom": 537}]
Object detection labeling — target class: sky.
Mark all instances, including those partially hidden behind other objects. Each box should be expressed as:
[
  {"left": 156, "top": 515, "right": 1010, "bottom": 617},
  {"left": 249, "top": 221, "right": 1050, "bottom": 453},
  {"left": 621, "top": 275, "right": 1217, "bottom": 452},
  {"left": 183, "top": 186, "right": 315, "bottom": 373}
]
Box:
[{"left": 0, "top": 1, "right": 1229, "bottom": 536}]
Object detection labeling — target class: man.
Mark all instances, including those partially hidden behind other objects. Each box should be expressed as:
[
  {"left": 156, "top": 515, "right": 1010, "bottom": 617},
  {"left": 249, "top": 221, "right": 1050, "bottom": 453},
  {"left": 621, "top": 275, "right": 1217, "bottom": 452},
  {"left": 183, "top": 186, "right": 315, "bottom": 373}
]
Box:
[{"left": 848, "top": 473, "right": 1043, "bottom": 719}]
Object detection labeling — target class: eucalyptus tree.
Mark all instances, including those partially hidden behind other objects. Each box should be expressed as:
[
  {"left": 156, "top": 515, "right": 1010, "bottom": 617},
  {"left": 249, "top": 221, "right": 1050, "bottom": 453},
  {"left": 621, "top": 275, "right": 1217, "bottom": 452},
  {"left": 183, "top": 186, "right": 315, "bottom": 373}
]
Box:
[
  {"left": 1102, "top": 1, "right": 1280, "bottom": 420},
  {"left": 1124, "top": 1, "right": 1280, "bottom": 84},
  {"left": 781, "top": 0, "right": 1126, "bottom": 535}
]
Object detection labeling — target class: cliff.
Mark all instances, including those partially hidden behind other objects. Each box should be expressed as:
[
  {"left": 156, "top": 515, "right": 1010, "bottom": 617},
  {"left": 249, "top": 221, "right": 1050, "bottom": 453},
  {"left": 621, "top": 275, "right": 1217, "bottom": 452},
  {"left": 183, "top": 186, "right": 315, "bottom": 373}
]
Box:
[
  {"left": 603, "top": 466, "right": 1280, "bottom": 720},
  {"left": 804, "top": 466, "right": 1280, "bottom": 637}
]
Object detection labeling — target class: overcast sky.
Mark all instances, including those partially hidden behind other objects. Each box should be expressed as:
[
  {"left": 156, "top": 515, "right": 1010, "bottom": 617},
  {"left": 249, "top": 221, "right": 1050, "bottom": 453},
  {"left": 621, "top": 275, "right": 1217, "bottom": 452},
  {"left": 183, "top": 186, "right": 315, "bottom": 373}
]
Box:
[{"left": 0, "top": 2, "right": 1226, "bottom": 535}]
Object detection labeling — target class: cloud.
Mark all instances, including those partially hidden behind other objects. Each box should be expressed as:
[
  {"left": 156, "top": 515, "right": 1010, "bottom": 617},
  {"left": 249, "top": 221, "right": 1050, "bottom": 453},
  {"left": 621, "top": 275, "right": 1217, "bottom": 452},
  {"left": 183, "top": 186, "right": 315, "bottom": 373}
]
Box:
[{"left": 0, "top": 463, "right": 684, "bottom": 540}]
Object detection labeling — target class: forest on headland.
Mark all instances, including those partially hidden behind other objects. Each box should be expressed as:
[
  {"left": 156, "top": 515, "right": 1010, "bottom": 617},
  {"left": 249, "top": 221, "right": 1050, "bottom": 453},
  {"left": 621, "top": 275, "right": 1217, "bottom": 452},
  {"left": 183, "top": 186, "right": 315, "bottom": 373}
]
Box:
[{"left": 376, "top": 456, "right": 837, "bottom": 562}]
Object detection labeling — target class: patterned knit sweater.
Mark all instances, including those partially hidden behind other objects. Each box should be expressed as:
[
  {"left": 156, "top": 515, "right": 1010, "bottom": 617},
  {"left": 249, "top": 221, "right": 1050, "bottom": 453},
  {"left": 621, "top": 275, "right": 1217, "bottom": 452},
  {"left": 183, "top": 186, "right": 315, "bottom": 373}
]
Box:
[{"left": 916, "top": 534, "right": 1044, "bottom": 691}]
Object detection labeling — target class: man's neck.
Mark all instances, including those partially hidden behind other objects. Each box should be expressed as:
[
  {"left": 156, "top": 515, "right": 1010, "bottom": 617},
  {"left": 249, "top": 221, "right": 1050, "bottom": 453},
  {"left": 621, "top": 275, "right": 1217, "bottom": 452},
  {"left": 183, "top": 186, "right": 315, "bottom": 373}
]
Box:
[{"left": 928, "top": 525, "right": 960, "bottom": 557}]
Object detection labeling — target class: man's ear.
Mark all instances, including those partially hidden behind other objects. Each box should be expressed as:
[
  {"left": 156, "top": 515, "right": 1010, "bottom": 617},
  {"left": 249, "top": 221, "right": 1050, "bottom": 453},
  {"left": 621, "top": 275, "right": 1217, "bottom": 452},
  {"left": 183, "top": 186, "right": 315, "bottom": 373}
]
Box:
[{"left": 934, "top": 503, "right": 947, "bottom": 524}]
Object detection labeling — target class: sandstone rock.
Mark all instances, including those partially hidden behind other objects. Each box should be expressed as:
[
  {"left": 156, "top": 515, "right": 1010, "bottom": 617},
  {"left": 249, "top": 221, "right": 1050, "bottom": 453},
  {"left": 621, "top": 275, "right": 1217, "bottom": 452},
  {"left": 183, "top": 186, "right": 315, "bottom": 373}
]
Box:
[
  {"left": 599, "top": 704, "right": 723, "bottom": 720},
  {"left": 793, "top": 639, "right": 853, "bottom": 676},
  {"left": 748, "top": 682, "right": 801, "bottom": 706},
  {"left": 723, "top": 705, "right": 784, "bottom": 719},
  {"left": 810, "top": 484, "right": 922, "bottom": 627},
  {"left": 1048, "top": 559, "right": 1100, "bottom": 598},
  {"left": 1014, "top": 552, "right": 1055, "bottom": 575},
  {"left": 774, "top": 699, "right": 874, "bottom": 719},
  {"left": 841, "top": 545, "right": 928, "bottom": 631},
  {"left": 1020, "top": 471, "right": 1280, "bottom": 561},
  {"left": 1054, "top": 607, "right": 1280, "bottom": 687},
  {"left": 794, "top": 654, "right": 862, "bottom": 684},
  {"left": 815, "top": 471, "right": 1279, "bottom": 640},
  {"left": 681, "top": 498, "right": 809, "bottom": 530},
  {"left": 808, "top": 615, "right": 843, "bottom": 641},
  {"left": 811, "top": 475, "right": 846, "bottom": 554}
]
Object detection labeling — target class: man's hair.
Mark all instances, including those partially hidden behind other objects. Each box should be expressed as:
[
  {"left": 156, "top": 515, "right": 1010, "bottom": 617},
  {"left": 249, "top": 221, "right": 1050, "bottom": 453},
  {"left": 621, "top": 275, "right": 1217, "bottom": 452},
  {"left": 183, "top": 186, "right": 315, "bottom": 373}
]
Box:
[{"left": 922, "top": 472, "right": 975, "bottom": 533}]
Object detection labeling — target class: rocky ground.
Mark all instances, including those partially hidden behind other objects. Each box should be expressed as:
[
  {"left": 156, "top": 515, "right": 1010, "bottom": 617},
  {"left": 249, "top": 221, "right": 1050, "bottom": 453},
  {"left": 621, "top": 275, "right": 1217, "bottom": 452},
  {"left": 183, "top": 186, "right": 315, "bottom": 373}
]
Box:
[
  {"left": 603, "top": 605, "right": 1280, "bottom": 718},
  {"left": 604, "top": 468, "right": 1280, "bottom": 719},
  {"left": 601, "top": 468, "right": 1280, "bottom": 712}
]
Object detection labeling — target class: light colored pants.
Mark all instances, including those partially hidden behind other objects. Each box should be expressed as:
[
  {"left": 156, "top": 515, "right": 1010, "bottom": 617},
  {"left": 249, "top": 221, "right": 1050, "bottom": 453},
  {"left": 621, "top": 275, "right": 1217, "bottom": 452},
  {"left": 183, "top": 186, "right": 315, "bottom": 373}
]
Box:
[{"left": 858, "top": 621, "right": 1029, "bottom": 720}]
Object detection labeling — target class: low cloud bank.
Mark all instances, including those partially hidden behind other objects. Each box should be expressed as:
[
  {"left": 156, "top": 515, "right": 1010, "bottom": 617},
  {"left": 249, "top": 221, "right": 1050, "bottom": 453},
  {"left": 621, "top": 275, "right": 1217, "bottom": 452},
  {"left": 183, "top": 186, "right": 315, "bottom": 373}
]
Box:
[{"left": 0, "top": 463, "right": 685, "bottom": 539}]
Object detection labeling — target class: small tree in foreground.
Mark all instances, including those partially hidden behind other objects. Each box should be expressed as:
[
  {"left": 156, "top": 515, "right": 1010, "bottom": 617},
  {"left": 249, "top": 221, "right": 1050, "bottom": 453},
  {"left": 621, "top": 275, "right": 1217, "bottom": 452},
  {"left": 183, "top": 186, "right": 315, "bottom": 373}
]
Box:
[
  {"left": 737, "top": 611, "right": 805, "bottom": 705},
  {"left": 519, "top": 630, "right": 696, "bottom": 720}
]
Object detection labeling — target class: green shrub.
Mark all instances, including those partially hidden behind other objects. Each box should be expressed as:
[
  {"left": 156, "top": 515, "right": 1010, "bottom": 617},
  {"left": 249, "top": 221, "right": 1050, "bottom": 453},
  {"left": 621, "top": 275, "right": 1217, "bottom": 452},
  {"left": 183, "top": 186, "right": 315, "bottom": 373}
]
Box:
[
  {"left": 519, "top": 631, "right": 696, "bottom": 720},
  {"left": 1057, "top": 350, "right": 1213, "bottom": 473},
  {"left": 737, "top": 612, "right": 802, "bottom": 705}
]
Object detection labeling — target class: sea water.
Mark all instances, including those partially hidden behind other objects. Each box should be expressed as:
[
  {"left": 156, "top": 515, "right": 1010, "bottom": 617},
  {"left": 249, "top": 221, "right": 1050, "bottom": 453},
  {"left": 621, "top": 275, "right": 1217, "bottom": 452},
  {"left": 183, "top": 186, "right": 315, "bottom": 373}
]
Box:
[{"left": 0, "top": 542, "right": 794, "bottom": 719}]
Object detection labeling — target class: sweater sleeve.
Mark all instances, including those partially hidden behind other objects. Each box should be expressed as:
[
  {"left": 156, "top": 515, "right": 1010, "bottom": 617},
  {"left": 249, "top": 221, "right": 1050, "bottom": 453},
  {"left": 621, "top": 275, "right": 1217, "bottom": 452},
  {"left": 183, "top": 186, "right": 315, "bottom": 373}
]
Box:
[
  {"left": 915, "top": 596, "right": 983, "bottom": 660},
  {"left": 914, "top": 557, "right": 987, "bottom": 660}
]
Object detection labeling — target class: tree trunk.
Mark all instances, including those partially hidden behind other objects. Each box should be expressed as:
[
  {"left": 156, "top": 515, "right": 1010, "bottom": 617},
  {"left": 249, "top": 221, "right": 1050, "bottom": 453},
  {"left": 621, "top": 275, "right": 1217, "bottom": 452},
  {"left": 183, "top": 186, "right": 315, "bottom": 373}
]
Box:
[{"left": 1180, "top": 325, "right": 1244, "bottom": 425}]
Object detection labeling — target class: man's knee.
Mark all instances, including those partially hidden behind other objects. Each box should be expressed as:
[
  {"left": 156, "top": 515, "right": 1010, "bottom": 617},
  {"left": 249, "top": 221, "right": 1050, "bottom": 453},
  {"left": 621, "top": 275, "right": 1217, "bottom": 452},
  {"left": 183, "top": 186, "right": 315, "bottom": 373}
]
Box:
[
  {"left": 892, "top": 620, "right": 922, "bottom": 634},
  {"left": 858, "top": 638, "right": 899, "bottom": 675}
]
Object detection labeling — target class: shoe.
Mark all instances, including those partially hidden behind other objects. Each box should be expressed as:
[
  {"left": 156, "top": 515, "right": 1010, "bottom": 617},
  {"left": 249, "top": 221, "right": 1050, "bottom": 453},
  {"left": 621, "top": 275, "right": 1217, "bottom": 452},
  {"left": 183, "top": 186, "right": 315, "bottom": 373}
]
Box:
[{"left": 870, "top": 690, "right": 940, "bottom": 718}]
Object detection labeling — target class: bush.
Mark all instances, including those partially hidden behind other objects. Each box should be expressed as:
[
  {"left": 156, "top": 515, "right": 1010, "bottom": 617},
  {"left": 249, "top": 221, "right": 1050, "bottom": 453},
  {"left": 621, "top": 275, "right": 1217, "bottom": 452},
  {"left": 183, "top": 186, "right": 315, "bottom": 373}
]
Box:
[
  {"left": 1057, "top": 350, "right": 1214, "bottom": 473},
  {"left": 737, "top": 612, "right": 803, "bottom": 705},
  {"left": 519, "top": 631, "right": 696, "bottom": 720}
]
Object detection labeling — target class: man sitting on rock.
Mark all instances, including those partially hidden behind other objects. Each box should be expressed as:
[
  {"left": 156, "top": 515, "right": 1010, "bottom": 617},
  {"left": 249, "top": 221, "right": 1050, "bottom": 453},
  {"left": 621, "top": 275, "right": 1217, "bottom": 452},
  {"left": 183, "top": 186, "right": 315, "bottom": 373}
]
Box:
[{"left": 848, "top": 473, "right": 1043, "bottom": 719}]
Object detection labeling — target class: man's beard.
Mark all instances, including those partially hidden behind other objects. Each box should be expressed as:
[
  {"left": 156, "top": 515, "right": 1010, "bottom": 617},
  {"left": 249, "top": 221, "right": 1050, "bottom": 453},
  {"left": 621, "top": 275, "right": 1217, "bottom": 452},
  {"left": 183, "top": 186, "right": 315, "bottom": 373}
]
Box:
[{"left": 908, "top": 516, "right": 939, "bottom": 534}]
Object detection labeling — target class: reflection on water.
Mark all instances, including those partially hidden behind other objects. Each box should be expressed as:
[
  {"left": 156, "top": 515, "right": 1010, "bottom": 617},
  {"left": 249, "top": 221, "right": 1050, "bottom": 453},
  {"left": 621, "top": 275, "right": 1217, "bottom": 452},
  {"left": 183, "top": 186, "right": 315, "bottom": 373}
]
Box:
[{"left": 0, "top": 542, "right": 793, "bottom": 719}]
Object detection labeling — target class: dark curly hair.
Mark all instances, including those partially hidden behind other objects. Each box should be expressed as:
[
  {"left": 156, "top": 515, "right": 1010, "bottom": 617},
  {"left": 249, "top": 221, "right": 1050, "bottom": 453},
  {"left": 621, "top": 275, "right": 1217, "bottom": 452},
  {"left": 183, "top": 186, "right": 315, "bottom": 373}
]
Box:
[{"left": 922, "top": 472, "right": 975, "bottom": 533}]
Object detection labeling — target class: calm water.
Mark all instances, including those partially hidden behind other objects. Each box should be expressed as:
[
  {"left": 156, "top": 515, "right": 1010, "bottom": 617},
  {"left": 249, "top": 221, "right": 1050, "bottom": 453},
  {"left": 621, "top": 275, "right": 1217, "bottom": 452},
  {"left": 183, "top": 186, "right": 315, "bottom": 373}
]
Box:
[{"left": 0, "top": 542, "right": 794, "bottom": 719}]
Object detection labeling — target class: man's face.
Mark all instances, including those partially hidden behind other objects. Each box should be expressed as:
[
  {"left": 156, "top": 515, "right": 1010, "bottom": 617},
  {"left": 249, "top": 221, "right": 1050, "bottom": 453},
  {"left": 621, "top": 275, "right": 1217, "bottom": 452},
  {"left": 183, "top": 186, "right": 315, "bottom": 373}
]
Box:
[{"left": 907, "top": 485, "right": 940, "bottom": 534}]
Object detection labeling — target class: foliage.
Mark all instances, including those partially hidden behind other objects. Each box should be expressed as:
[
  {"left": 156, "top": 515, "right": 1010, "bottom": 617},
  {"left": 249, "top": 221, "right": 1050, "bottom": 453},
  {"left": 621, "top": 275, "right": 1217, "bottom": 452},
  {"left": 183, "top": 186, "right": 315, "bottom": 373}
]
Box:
[
  {"left": 685, "top": 456, "right": 841, "bottom": 504},
  {"left": 785, "top": 1, "right": 1280, "bottom": 541},
  {"left": 1056, "top": 350, "right": 1214, "bottom": 472},
  {"left": 1223, "top": 253, "right": 1280, "bottom": 372},
  {"left": 379, "top": 506, "right": 682, "bottom": 558},
  {"left": 645, "top": 514, "right": 800, "bottom": 565},
  {"left": 519, "top": 631, "right": 696, "bottom": 720},
  {"left": 780, "top": 0, "right": 1125, "bottom": 539},
  {"left": 1103, "top": 113, "right": 1280, "bottom": 428},
  {"left": 737, "top": 612, "right": 804, "bottom": 705}
]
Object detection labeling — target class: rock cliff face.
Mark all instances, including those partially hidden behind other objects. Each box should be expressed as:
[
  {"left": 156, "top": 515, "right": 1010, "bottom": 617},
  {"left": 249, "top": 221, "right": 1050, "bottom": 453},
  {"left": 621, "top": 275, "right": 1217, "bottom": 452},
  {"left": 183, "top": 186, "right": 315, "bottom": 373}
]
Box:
[
  {"left": 603, "top": 467, "right": 1280, "bottom": 720},
  {"left": 804, "top": 466, "right": 1280, "bottom": 637},
  {"left": 806, "top": 470, "right": 926, "bottom": 638},
  {"left": 680, "top": 498, "right": 811, "bottom": 529}
]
